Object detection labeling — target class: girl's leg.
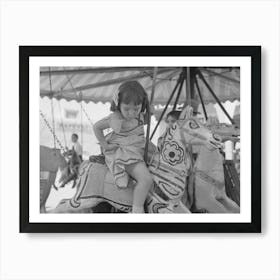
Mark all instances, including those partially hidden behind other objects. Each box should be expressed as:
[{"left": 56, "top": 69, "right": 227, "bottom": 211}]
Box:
[{"left": 126, "top": 162, "right": 153, "bottom": 213}]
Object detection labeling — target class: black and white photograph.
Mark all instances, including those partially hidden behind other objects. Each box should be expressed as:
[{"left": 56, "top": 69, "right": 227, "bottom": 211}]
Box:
[{"left": 39, "top": 66, "right": 241, "bottom": 215}]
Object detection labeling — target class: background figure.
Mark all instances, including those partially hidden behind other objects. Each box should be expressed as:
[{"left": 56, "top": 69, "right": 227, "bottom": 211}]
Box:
[
  {"left": 71, "top": 133, "right": 83, "bottom": 162},
  {"left": 157, "top": 110, "right": 181, "bottom": 150}
]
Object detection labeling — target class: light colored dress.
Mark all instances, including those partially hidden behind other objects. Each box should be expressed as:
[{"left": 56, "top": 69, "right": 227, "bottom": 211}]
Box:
[
  {"left": 72, "top": 141, "right": 83, "bottom": 157},
  {"left": 103, "top": 111, "right": 146, "bottom": 188}
]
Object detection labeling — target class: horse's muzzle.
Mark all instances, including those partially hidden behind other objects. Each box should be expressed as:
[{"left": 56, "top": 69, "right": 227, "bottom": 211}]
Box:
[{"left": 208, "top": 134, "right": 223, "bottom": 149}]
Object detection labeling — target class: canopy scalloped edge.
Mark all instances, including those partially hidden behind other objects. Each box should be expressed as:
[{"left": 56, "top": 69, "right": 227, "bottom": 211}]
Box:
[{"left": 40, "top": 95, "right": 239, "bottom": 106}]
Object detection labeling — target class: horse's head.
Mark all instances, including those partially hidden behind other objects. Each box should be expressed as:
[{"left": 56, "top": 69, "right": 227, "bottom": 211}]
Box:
[
  {"left": 40, "top": 145, "right": 70, "bottom": 187},
  {"left": 173, "top": 106, "right": 223, "bottom": 150},
  {"left": 206, "top": 122, "right": 240, "bottom": 143}
]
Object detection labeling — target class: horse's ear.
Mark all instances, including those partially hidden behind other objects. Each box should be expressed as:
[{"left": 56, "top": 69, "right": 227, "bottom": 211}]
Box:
[{"left": 179, "top": 105, "right": 193, "bottom": 120}]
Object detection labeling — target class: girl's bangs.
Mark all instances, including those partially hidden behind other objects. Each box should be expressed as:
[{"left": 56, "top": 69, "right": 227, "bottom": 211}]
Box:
[{"left": 120, "top": 91, "right": 143, "bottom": 105}]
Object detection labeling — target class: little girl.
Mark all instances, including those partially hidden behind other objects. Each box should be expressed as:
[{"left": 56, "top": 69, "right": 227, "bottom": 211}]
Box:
[{"left": 93, "top": 81, "right": 154, "bottom": 213}]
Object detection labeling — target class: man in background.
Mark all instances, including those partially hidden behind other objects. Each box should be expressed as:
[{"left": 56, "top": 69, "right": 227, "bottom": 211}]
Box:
[{"left": 71, "top": 133, "right": 83, "bottom": 162}]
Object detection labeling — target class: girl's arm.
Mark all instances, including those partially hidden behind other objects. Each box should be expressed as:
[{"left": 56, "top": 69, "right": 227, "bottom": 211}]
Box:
[{"left": 93, "top": 117, "right": 118, "bottom": 151}]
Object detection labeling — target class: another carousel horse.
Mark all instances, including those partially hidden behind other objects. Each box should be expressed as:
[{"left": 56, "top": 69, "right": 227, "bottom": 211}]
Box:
[
  {"left": 192, "top": 145, "right": 240, "bottom": 213},
  {"left": 40, "top": 145, "right": 69, "bottom": 213},
  {"left": 50, "top": 106, "right": 238, "bottom": 214},
  {"left": 184, "top": 122, "right": 240, "bottom": 212}
]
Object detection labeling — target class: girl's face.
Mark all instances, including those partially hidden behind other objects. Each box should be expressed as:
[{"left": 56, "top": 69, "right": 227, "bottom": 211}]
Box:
[
  {"left": 166, "top": 116, "right": 178, "bottom": 128},
  {"left": 120, "top": 102, "right": 142, "bottom": 120}
]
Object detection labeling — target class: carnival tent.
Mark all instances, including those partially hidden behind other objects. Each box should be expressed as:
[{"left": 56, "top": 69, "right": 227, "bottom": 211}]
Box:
[{"left": 40, "top": 67, "right": 240, "bottom": 106}]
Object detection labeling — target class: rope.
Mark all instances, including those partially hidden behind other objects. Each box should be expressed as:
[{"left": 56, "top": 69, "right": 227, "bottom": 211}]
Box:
[{"left": 40, "top": 110, "right": 66, "bottom": 153}]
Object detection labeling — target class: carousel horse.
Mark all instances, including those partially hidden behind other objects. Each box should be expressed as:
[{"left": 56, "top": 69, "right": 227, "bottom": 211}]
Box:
[
  {"left": 184, "top": 122, "right": 240, "bottom": 212},
  {"left": 40, "top": 145, "right": 69, "bottom": 213},
  {"left": 60, "top": 148, "right": 83, "bottom": 188},
  {"left": 192, "top": 145, "right": 240, "bottom": 213},
  {"left": 50, "top": 106, "right": 239, "bottom": 214}
]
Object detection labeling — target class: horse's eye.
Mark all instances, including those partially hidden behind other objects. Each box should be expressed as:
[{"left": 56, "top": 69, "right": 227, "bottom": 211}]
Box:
[
  {"left": 213, "top": 134, "right": 222, "bottom": 142},
  {"left": 189, "top": 120, "right": 199, "bottom": 129}
]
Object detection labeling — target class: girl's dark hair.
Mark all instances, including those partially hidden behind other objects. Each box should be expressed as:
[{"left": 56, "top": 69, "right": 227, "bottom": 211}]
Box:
[{"left": 110, "top": 80, "right": 149, "bottom": 112}]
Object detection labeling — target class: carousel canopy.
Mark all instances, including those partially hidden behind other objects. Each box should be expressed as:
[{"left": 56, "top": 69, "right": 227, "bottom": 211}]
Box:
[{"left": 40, "top": 67, "right": 240, "bottom": 106}]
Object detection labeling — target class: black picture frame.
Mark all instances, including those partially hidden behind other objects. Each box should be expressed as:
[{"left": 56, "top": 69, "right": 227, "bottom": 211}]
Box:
[{"left": 20, "top": 46, "right": 261, "bottom": 233}]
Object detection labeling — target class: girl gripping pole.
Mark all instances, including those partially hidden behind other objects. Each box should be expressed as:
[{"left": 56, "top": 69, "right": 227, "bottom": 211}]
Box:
[{"left": 93, "top": 81, "right": 154, "bottom": 213}]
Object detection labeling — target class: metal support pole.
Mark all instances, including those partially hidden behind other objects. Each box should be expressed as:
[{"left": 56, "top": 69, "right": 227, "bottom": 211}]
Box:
[
  {"left": 197, "top": 69, "right": 235, "bottom": 124},
  {"left": 183, "top": 67, "right": 192, "bottom": 106},
  {"left": 194, "top": 74, "right": 208, "bottom": 121},
  {"left": 150, "top": 74, "right": 183, "bottom": 140},
  {"left": 144, "top": 67, "right": 158, "bottom": 163},
  {"left": 201, "top": 68, "right": 239, "bottom": 84},
  {"left": 172, "top": 73, "right": 184, "bottom": 110},
  {"left": 183, "top": 67, "right": 197, "bottom": 110}
]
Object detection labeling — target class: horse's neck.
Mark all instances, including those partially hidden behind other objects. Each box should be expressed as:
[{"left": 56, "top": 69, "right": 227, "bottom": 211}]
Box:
[
  {"left": 148, "top": 126, "right": 190, "bottom": 200},
  {"left": 195, "top": 146, "right": 224, "bottom": 183},
  {"left": 57, "top": 154, "right": 67, "bottom": 169},
  {"left": 156, "top": 125, "right": 189, "bottom": 173}
]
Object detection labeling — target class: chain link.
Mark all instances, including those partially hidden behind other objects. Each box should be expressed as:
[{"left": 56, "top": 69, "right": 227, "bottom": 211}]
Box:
[
  {"left": 79, "top": 101, "right": 95, "bottom": 132},
  {"left": 40, "top": 110, "right": 66, "bottom": 153},
  {"left": 63, "top": 70, "right": 95, "bottom": 132}
]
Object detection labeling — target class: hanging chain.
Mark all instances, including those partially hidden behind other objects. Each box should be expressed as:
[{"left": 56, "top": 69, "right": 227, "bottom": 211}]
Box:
[
  {"left": 40, "top": 110, "right": 66, "bottom": 153},
  {"left": 63, "top": 69, "right": 95, "bottom": 132},
  {"left": 58, "top": 100, "right": 67, "bottom": 147},
  {"left": 49, "top": 67, "right": 56, "bottom": 149},
  {"left": 79, "top": 95, "right": 95, "bottom": 132}
]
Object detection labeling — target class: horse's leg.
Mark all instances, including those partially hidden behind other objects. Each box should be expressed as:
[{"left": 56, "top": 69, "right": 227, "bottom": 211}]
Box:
[
  {"left": 173, "top": 201, "right": 191, "bottom": 213},
  {"left": 40, "top": 171, "right": 56, "bottom": 213},
  {"left": 40, "top": 204, "right": 46, "bottom": 213},
  {"left": 216, "top": 197, "right": 240, "bottom": 213},
  {"left": 195, "top": 182, "right": 229, "bottom": 213},
  {"left": 71, "top": 179, "right": 76, "bottom": 189},
  {"left": 212, "top": 185, "right": 240, "bottom": 213},
  {"left": 59, "top": 172, "right": 76, "bottom": 188},
  {"left": 185, "top": 174, "right": 195, "bottom": 210}
]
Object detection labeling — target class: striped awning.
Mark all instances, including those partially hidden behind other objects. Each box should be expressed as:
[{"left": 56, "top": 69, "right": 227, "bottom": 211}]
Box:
[{"left": 40, "top": 67, "right": 240, "bottom": 106}]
